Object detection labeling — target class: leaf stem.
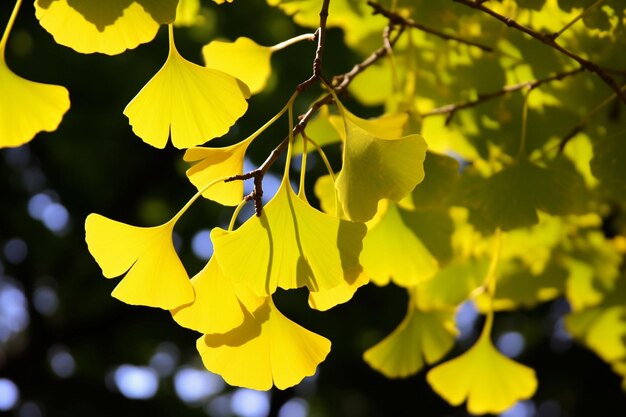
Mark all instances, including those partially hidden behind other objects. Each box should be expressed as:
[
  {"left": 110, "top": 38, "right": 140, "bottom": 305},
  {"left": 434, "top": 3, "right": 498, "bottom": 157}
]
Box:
[
  {"left": 0, "top": 0, "right": 23, "bottom": 56},
  {"left": 481, "top": 228, "right": 502, "bottom": 337},
  {"left": 270, "top": 33, "right": 316, "bottom": 52},
  {"left": 298, "top": 134, "right": 308, "bottom": 199},
  {"left": 303, "top": 133, "right": 336, "bottom": 182},
  {"left": 517, "top": 89, "right": 531, "bottom": 160},
  {"left": 550, "top": 0, "right": 605, "bottom": 41},
  {"left": 228, "top": 200, "right": 248, "bottom": 231},
  {"left": 558, "top": 83, "right": 626, "bottom": 152},
  {"left": 171, "top": 175, "right": 234, "bottom": 223}
]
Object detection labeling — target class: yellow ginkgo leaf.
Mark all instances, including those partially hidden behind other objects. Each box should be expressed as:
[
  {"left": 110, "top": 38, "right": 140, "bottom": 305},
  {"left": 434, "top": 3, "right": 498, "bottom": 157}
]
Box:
[
  {"left": 308, "top": 271, "right": 369, "bottom": 311},
  {"left": 426, "top": 329, "right": 538, "bottom": 415},
  {"left": 0, "top": 1, "right": 70, "bottom": 149},
  {"left": 124, "top": 26, "right": 249, "bottom": 149},
  {"left": 184, "top": 137, "right": 252, "bottom": 206},
  {"left": 175, "top": 0, "right": 203, "bottom": 27},
  {"left": 362, "top": 201, "right": 438, "bottom": 288},
  {"left": 212, "top": 178, "right": 367, "bottom": 296},
  {"left": 0, "top": 60, "right": 70, "bottom": 149},
  {"left": 34, "top": 0, "right": 178, "bottom": 55},
  {"left": 85, "top": 214, "right": 193, "bottom": 309},
  {"left": 334, "top": 102, "right": 427, "bottom": 222},
  {"left": 171, "top": 256, "right": 262, "bottom": 334},
  {"left": 364, "top": 297, "right": 457, "bottom": 378},
  {"left": 203, "top": 37, "right": 273, "bottom": 95},
  {"left": 197, "top": 298, "right": 331, "bottom": 390}
]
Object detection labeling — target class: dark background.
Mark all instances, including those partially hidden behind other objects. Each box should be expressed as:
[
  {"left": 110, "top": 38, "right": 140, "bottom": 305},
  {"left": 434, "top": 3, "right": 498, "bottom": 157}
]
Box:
[{"left": 1, "top": 1, "right": 625, "bottom": 416}]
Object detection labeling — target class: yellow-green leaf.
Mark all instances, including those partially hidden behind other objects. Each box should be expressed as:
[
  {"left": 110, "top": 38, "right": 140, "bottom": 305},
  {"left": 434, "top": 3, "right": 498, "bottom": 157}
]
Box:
[
  {"left": 84, "top": 214, "right": 194, "bottom": 309},
  {"left": 212, "top": 178, "right": 366, "bottom": 296},
  {"left": 426, "top": 330, "right": 538, "bottom": 414},
  {"left": 202, "top": 37, "right": 273, "bottom": 94},
  {"left": 364, "top": 298, "right": 457, "bottom": 378},
  {"left": 34, "top": 0, "right": 178, "bottom": 55},
  {"left": 362, "top": 201, "right": 438, "bottom": 287},
  {"left": 334, "top": 103, "right": 427, "bottom": 222},
  {"left": 197, "top": 298, "right": 331, "bottom": 390},
  {"left": 124, "top": 27, "right": 249, "bottom": 149}
]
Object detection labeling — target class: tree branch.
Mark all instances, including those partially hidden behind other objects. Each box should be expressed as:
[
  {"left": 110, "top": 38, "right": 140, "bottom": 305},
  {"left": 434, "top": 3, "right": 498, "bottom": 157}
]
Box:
[
  {"left": 453, "top": 0, "right": 626, "bottom": 104},
  {"left": 368, "top": 1, "right": 493, "bottom": 52},
  {"left": 422, "top": 67, "right": 585, "bottom": 122},
  {"left": 297, "top": 0, "right": 331, "bottom": 91},
  {"left": 228, "top": 23, "right": 405, "bottom": 216}
]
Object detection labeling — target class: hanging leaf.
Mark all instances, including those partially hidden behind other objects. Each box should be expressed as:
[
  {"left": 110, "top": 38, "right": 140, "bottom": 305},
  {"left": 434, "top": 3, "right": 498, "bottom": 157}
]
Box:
[
  {"left": 212, "top": 178, "right": 367, "bottom": 296},
  {"left": 124, "top": 27, "right": 249, "bottom": 149},
  {"left": 197, "top": 298, "right": 331, "bottom": 390},
  {"left": 85, "top": 214, "right": 194, "bottom": 309},
  {"left": 34, "top": 0, "right": 178, "bottom": 55}
]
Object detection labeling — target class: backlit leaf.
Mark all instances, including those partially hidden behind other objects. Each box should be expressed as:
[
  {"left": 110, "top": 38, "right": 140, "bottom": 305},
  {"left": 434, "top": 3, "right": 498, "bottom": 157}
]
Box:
[
  {"left": 202, "top": 37, "right": 273, "bottom": 94},
  {"left": 171, "top": 257, "right": 260, "bottom": 334},
  {"left": 362, "top": 201, "right": 439, "bottom": 288},
  {"left": 34, "top": 0, "right": 178, "bottom": 55},
  {"left": 197, "top": 298, "right": 331, "bottom": 390},
  {"left": 85, "top": 214, "right": 194, "bottom": 309},
  {"left": 0, "top": 59, "right": 69, "bottom": 149},
  {"left": 364, "top": 295, "right": 457, "bottom": 378},
  {"left": 426, "top": 327, "right": 538, "bottom": 414},
  {"left": 184, "top": 137, "right": 252, "bottom": 206},
  {"left": 212, "top": 178, "right": 366, "bottom": 296},
  {"left": 334, "top": 102, "right": 427, "bottom": 222},
  {"left": 124, "top": 27, "right": 249, "bottom": 149}
]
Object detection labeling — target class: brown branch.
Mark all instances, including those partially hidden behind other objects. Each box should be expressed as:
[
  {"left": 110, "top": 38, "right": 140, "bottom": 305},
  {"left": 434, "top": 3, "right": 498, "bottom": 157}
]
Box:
[
  {"left": 422, "top": 67, "right": 585, "bottom": 123},
  {"left": 333, "top": 24, "right": 405, "bottom": 91},
  {"left": 368, "top": 1, "right": 493, "bottom": 52},
  {"left": 228, "top": 23, "right": 405, "bottom": 216},
  {"left": 297, "top": 0, "right": 331, "bottom": 91},
  {"left": 453, "top": 0, "right": 626, "bottom": 104}
]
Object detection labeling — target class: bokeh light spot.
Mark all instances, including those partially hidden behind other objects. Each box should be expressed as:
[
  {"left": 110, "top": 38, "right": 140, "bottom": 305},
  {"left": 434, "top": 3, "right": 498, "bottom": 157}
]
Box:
[
  {"left": 0, "top": 378, "right": 19, "bottom": 411},
  {"left": 231, "top": 389, "right": 270, "bottom": 417},
  {"left": 191, "top": 230, "right": 213, "bottom": 261},
  {"left": 174, "top": 366, "right": 224, "bottom": 403},
  {"left": 114, "top": 365, "right": 159, "bottom": 400},
  {"left": 278, "top": 398, "right": 309, "bottom": 417},
  {"left": 497, "top": 331, "right": 526, "bottom": 358},
  {"left": 3, "top": 239, "right": 28, "bottom": 264}
]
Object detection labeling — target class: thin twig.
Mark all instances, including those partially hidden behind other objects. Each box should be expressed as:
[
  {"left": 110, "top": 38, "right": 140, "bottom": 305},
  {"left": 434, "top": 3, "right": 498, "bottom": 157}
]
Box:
[
  {"left": 368, "top": 0, "right": 493, "bottom": 52},
  {"left": 558, "top": 84, "right": 625, "bottom": 152},
  {"left": 297, "top": 0, "right": 331, "bottom": 91},
  {"left": 228, "top": 23, "right": 405, "bottom": 216},
  {"left": 548, "top": 0, "right": 605, "bottom": 41},
  {"left": 453, "top": 0, "right": 626, "bottom": 104},
  {"left": 422, "top": 67, "right": 584, "bottom": 123},
  {"left": 333, "top": 25, "right": 405, "bottom": 91}
]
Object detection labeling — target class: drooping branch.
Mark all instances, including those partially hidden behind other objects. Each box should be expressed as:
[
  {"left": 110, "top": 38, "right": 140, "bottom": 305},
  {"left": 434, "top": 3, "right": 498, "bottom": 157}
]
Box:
[
  {"left": 422, "top": 67, "right": 585, "bottom": 123},
  {"left": 367, "top": 1, "right": 493, "bottom": 52},
  {"left": 453, "top": 0, "right": 626, "bottom": 104}
]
